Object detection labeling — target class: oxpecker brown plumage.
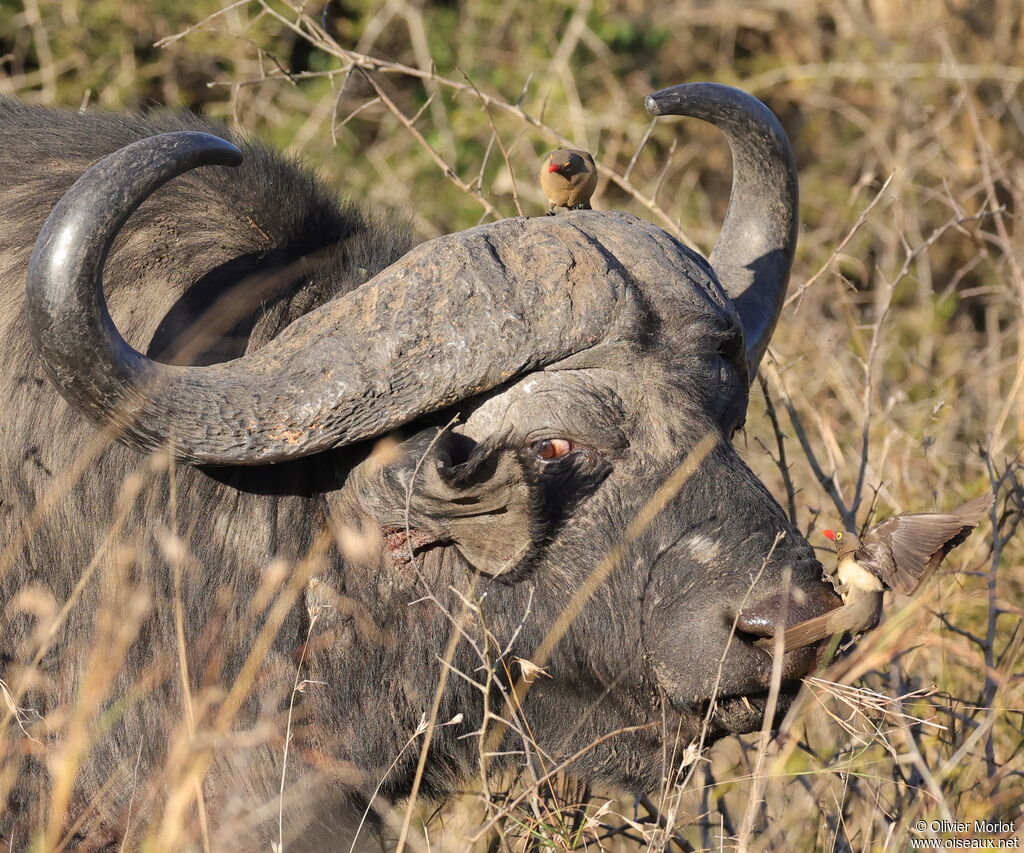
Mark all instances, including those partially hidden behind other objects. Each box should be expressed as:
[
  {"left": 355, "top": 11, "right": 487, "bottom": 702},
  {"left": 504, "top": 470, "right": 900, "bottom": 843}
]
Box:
[
  {"left": 758, "top": 493, "right": 994, "bottom": 650},
  {"left": 539, "top": 148, "right": 597, "bottom": 214}
]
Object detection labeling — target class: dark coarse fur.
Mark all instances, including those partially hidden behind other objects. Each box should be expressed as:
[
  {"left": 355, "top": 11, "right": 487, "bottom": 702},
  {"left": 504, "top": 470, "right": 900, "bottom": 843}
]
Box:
[
  {"left": 0, "top": 101, "right": 412, "bottom": 848},
  {"left": 0, "top": 98, "right": 836, "bottom": 851}
]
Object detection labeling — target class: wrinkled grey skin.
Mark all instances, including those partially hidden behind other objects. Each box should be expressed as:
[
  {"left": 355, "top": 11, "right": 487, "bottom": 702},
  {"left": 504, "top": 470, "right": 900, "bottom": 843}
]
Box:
[{"left": 0, "top": 85, "right": 837, "bottom": 850}]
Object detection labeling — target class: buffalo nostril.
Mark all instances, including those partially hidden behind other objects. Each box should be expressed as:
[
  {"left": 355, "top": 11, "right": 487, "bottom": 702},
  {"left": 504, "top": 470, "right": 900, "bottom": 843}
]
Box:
[
  {"left": 732, "top": 602, "right": 780, "bottom": 640},
  {"left": 733, "top": 584, "right": 841, "bottom": 642}
]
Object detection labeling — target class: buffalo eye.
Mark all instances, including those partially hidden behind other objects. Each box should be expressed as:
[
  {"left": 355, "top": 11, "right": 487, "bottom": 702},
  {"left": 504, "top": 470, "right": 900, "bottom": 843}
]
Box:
[{"left": 533, "top": 438, "right": 576, "bottom": 461}]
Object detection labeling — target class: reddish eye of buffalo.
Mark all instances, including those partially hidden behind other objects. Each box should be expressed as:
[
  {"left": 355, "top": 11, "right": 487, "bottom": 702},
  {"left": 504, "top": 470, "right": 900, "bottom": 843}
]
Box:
[{"left": 533, "top": 438, "right": 576, "bottom": 461}]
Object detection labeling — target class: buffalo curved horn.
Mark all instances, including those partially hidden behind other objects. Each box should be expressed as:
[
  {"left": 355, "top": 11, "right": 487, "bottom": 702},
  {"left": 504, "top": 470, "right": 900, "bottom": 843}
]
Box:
[
  {"left": 27, "top": 132, "right": 630, "bottom": 466},
  {"left": 646, "top": 83, "right": 799, "bottom": 379},
  {"left": 28, "top": 84, "right": 795, "bottom": 466}
]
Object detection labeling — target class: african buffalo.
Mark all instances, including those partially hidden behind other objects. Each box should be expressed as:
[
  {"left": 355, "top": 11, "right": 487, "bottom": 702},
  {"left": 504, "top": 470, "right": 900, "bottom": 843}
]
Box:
[{"left": 0, "top": 83, "right": 837, "bottom": 849}]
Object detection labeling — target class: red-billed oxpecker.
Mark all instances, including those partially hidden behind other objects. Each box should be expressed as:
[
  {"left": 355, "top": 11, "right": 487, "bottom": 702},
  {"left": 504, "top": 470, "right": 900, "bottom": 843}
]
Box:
[
  {"left": 539, "top": 148, "right": 598, "bottom": 213},
  {"left": 758, "top": 493, "right": 994, "bottom": 650}
]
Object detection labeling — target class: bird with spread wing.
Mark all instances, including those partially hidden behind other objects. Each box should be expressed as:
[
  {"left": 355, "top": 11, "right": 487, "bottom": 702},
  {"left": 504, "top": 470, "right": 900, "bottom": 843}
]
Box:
[{"left": 758, "top": 493, "right": 994, "bottom": 651}]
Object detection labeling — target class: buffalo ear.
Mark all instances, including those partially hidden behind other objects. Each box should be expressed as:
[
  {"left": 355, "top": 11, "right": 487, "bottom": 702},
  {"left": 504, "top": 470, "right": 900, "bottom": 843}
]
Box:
[{"left": 353, "top": 429, "right": 541, "bottom": 577}]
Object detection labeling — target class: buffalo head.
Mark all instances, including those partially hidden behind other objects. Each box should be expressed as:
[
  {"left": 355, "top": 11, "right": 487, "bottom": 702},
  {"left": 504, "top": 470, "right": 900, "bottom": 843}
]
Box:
[{"left": 21, "top": 83, "right": 838, "bottom": 828}]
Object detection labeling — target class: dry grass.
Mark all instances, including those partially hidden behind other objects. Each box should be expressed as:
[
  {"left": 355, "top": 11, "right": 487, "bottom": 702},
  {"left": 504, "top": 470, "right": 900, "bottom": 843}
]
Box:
[{"left": 1, "top": 0, "right": 1022, "bottom": 850}]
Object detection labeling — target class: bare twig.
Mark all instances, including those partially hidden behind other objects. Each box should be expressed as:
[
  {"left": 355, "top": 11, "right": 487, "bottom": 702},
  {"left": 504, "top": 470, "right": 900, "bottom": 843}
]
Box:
[
  {"left": 763, "top": 358, "right": 856, "bottom": 530},
  {"left": 175, "top": 4, "right": 696, "bottom": 242},
  {"left": 461, "top": 69, "right": 523, "bottom": 216},
  {"left": 357, "top": 68, "right": 503, "bottom": 221},
  {"left": 786, "top": 173, "right": 894, "bottom": 311},
  {"left": 757, "top": 374, "right": 799, "bottom": 523}
]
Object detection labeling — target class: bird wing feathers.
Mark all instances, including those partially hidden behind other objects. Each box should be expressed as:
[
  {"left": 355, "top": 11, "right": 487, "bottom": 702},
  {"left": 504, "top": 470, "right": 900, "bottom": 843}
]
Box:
[
  {"left": 950, "top": 493, "right": 996, "bottom": 526},
  {"left": 766, "top": 591, "right": 882, "bottom": 649},
  {"left": 773, "top": 613, "right": 834, "bottom": 648},
  {"left": 861, "top": 493, "right": 994, "bottom": 595}
]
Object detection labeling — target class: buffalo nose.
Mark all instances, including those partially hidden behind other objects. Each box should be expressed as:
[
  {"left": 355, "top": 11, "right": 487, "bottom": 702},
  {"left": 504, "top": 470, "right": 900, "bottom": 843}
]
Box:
[
  {"left": 735, "top": 584, "right": 840, "bottom": 641},
  {"left": 733, "top": 583, "right": 842, "bottom": 683}
]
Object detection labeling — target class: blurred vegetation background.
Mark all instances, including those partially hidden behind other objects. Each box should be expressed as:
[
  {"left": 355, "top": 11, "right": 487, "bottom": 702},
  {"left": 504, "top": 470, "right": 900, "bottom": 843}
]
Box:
[{"left": 1, "top": 0, "right": 1022, "bottom": 849}]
